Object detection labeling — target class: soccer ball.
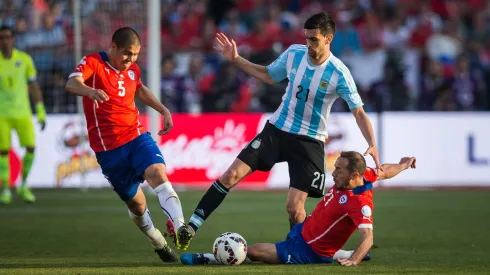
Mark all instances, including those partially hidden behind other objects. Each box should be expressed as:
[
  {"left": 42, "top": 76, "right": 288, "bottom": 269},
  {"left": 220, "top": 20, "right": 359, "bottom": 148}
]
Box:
[{"left": 213, "top": 232, "right": 247, "bottom": 265}]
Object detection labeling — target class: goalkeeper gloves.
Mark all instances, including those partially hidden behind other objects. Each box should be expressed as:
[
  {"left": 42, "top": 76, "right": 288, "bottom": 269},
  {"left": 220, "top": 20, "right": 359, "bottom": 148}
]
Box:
[{"left": 36, "top": 102, "right": 46, "bottom": 131}]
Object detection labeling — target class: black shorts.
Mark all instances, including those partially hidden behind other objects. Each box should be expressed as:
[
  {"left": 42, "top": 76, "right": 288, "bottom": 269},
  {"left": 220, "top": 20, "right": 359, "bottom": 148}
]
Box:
[{"left": 237, "top": 122, "right": 326, "bottom": 198}]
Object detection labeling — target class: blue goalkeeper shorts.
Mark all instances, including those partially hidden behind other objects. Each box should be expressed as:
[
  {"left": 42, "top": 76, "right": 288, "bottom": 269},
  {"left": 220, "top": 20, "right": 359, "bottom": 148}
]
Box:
[
  {"left": 95, "top": 132, "right": 165, "bottom": 201},
  {"left": 275, "top": 223, "right": 333, "bottom": 264}
]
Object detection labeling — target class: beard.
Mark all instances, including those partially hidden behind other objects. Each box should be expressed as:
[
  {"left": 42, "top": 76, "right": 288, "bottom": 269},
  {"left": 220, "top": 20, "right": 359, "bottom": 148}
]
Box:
[
  {"left": 308, "top": 48, "right": 318, "bottom": 59},
  {"left": 334, "top": 179, "right": 349, "bottom": 189}
]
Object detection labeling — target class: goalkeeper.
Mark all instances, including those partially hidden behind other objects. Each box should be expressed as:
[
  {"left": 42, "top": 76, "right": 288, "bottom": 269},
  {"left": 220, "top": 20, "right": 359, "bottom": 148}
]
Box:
[{"left": 0, "top": 26, "right": 46, "bottom": 204}]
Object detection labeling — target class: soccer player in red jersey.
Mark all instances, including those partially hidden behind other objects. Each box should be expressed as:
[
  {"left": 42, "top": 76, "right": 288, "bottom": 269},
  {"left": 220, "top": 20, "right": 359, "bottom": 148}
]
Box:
[
  {"left": 65, "top": 27, "right": 186, "bottom": 262},
  {"left": 181, "top": 151, "right": 416, "bottom": 266}
]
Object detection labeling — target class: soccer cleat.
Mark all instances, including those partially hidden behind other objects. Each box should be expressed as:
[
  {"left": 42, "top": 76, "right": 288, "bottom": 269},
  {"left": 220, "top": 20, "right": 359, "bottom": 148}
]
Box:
[
  {"left": 163, "top": 220, "right": 177, "bottom": 246},
  {"left": 16, "top": 186, "right": 36, "bottom": 203},
  {"left": 149, "top": 228, "right": 178, "bottom": 262},
  {"left": 155, "top": 244, "right": 178, "bottom": 263},
  {"left": 0, "top": 189, "right": 12, "bottom": 204},
  {"left": 180, "top": 253, "right": 209, "bottom": 265},
  {"left": 176, "top": 224, "right": 195, "bottom": 250}
]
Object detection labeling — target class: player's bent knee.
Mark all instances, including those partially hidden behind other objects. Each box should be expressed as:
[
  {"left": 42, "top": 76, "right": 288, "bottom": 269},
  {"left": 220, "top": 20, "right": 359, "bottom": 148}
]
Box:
[
  {"left": 246, "top": 245, "right": 262, "bottom": 261},
  {"left": 286, "top": 204, "right": 305, "bottom": 222},
  {"left": 143, "top": 163, "right": 169, "bottom": 186},
  {"left": 286, "top": 203, "right": 302, "bottom": 216},
  {"left": 219, "top": 168, "right": 240, "bottom": 189},
  {"left": 126, "top": 201, "right": 146, "bottom": 216}
]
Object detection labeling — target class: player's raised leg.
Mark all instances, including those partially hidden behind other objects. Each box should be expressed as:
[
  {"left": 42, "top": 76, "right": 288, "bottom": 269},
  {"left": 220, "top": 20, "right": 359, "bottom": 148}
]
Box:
[
  {"left": 125, "top": 186, "right": 177, "bottom": 262},
  {"left": 126, "top": 131, "right": 186, "bottom": 249},
  {"left": 177, "top": 158, "right": 252, "bottom": 249},
  {"left": 178, "top": 124, "right": 281, "bottom": 249}
]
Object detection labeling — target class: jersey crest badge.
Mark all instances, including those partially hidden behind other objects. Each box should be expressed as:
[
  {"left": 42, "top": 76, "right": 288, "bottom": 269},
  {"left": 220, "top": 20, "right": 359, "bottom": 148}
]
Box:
[
  {"left": 320, "top": 80, "right": 328, "bottom": 89},
  {"left": 338, "top": 194, "right": 348, "bottom": 204},
  {"left": 251, "top": 138, "right": 261, "bottom": 149},
  {"left": 128, "top": 70, "right": 135, "bottom": 80},
  {"left": 15, "top": 61, "right": 21, "bottom": 68}
]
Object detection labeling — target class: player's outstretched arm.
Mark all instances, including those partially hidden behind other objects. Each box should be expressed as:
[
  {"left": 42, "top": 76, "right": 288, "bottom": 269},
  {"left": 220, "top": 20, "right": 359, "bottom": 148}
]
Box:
[
  {"left": 337, "top": 228, "right": 373, "bottom": 266},
  {"left": 214, "top": 33, "right": 275, "bottom": 85},
  {"left": 136, "top": 85, "right": 173, "bottom": 135},
  {"left": 351, "top": 107, "right": 382, "bottom": 172},
  {"left": 65, "top": 76, "right": 109, "bottom": 107},
  {"left": 377, "top": 157, "right": 416, "bottom": 181}
]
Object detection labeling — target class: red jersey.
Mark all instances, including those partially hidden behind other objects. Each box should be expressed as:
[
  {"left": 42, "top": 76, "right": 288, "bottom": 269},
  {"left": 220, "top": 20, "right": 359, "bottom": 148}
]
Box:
[
  {"left": 69, "top": 52, "right": 145, "bottom": 152},
  {"left": 302, "top": 168, "right": 378, "bottom": 258}
]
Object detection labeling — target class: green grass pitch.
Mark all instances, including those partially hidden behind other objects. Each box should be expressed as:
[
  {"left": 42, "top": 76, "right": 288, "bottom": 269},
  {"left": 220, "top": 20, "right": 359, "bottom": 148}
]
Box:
[{"left": 0, "top": 188, "right": 489, "bottom": 274}]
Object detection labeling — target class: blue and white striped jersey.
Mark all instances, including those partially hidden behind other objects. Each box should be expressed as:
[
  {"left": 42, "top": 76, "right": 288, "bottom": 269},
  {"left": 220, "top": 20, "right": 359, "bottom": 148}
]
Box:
[{"left": 266, "top": 44, "right": 363, "bottom": 142}]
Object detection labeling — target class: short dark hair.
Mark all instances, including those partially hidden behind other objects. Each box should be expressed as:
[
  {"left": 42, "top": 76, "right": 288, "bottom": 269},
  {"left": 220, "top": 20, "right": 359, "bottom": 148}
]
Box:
[
  {"left": 340, "top": 151, "right": 366, "bottom": 175},
  {"left": 112, "top": 27, "right": 141, "bottom": 48},
  {"left": 304, "top": 12, "right": 335, "bottom": 36},
  {"left": 0, "top": 25, "right": 15, "bottom": 36}
]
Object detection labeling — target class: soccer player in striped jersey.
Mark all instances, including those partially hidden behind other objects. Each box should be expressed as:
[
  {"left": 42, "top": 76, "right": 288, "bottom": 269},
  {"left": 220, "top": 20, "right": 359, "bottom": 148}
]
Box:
[
  {"left": 65, "top": 27, "right": 185, "bottom": 262},
  {"left": 180, "top": 153, "right": 417, "bottom": 266},
  {"left": 177, "top": 13, "right": 382, "bottom": 248}
]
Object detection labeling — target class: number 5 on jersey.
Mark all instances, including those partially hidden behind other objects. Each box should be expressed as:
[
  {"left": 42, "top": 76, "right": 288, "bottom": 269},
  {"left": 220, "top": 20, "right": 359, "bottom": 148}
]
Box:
[{"left": 118, "top": 80, "right": 125, "bottom": 96}]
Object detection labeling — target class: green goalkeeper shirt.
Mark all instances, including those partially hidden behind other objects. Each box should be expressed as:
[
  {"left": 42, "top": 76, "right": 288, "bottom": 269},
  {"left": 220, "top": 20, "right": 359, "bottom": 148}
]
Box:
[{"left": 0, "top": 49, "right": 37, "bottom": 117}]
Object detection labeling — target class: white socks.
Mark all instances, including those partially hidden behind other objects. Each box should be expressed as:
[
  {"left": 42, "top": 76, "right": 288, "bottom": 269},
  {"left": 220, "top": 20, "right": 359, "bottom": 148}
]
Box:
[
  {"left": 154, "top": 181, "right": 185, "bottom": 231},
  {"left": 202, "top": 253, "right": 220, "bottom": 264},
  {"left": 128, "top": 208, "right": 166, "bottom": 249},
  {"left": 333, "top": 249, "right": 354, "bottom": 260}
]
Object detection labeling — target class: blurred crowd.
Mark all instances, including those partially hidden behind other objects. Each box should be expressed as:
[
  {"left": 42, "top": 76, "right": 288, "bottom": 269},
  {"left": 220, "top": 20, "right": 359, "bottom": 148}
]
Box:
[{"left": 1, "top": 0, "right": 490, "bottom": 113}]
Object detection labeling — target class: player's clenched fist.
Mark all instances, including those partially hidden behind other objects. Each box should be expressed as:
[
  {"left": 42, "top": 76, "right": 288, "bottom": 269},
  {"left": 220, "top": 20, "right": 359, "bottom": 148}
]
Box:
[
  {"left": 399, "top": 157, "right": 416, "bottom": 169},
  {"left": 89, "top": 89, "right": 109, "bottom": 107}
]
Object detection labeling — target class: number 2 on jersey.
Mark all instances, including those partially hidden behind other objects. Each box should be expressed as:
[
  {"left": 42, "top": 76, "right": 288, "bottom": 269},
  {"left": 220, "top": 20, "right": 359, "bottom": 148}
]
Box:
[
  {"left": 117, "top": 80, "right": 125, "bottom": 96},
  {"left": 296, "top": 85, "right": 310, "bottom": 101}
]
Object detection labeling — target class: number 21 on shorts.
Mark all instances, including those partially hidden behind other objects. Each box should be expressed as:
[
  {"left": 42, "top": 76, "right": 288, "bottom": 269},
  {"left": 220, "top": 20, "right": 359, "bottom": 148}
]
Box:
[
  {"left": 311, "top": 172, "right": 325, "bottom": 191},
  {"left": 117, "top": 80, "right": 125, "bottom": 96}
]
